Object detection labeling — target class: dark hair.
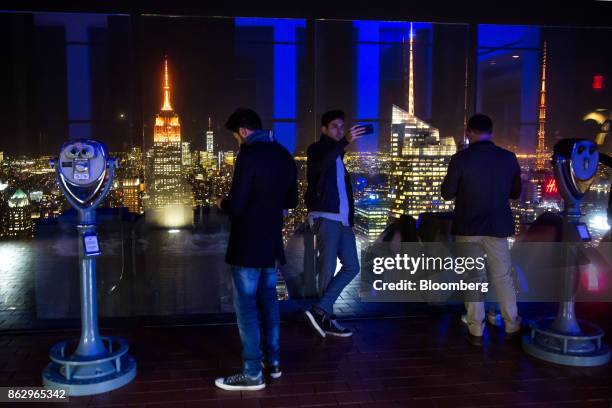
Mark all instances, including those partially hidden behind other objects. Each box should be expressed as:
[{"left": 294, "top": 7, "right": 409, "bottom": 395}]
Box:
[
  {"left": 321, "top": 110, "right": 345, "bottom": 127},
  {"left": 225, "top": 108, "right": 262, "bottom": 133},
  {"left": 467, "top": 114, "right": 493, "bottom": 134}
]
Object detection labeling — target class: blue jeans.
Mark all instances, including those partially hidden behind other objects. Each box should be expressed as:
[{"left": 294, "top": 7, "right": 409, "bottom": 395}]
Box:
[
  {"left": 311, "top": 218, "right": 360, "bottom": 315},
  {"left": 231, "top": 266, "right": 280, "bottom": 378}
]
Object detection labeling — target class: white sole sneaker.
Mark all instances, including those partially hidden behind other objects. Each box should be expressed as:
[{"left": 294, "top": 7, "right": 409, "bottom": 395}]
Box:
[
  {"left": 461, "top": 313, "right": 502, "bottom": 327},
  {"left": 304, "top": 310, "right": 326, "bottom": 338},
  {"left": 325, "top": 330, "right": 353, "bottom": 338},
  {"left": 214, "top": 378, "right": 266, "bottom": 391},
  {"left": 262, "top": 362, "right": 282, "bottom": 379}
]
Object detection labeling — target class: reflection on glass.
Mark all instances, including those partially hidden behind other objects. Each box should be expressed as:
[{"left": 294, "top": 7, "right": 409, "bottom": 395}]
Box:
[
  {"left": 477, "top": 25, "right": 612, "bottom": 239},
  {"left": 0, "top": 12, "right": 610, "bottom": 330}
]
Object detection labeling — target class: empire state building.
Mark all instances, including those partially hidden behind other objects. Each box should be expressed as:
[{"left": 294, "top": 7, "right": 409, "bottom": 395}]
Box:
[{"left": 146, "top": 56, "right": 194, "bottom": 227}]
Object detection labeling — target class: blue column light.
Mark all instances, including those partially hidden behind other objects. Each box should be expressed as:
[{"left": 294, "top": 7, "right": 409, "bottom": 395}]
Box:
[
  {"left": 235, "top": 18, "right": 305, "bottom": 154},
  {"left": 273, "top": 20, "right": 303, "bottom": 154},
  {"left": 354, "top": 21, "right": 380, "bottom": 153}
]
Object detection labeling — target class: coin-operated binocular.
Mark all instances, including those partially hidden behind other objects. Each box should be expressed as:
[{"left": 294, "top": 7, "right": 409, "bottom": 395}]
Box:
[
  {"left": 43, "top": 140, "right": 136, "bottom": 395},
  {"left": 553, "top": 139, "right": 599, "bottom": 220},
  {"left": 523, "top": 138, "right": 610, "bottom": 366}
]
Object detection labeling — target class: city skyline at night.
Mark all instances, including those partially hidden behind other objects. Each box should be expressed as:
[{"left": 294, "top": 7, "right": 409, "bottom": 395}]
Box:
[
  {"left": 1, "top": 14, "right": 610, "bottom": 158},
  {"left": 0, "top": 14, "right": 610, "bottom": 244}
]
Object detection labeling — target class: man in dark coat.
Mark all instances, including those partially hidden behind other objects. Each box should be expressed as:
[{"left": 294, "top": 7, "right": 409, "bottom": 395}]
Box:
[
  {"left": 215, "top": 108, "right": 298, "bottom": 391},
  {"left": 441, "top": 113, "right": 522, "bottom": 347}
]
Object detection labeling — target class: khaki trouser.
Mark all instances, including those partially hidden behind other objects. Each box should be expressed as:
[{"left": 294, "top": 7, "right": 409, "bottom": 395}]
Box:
[{"left": 455, "top": 235, "right": 521, "bottom": 336}]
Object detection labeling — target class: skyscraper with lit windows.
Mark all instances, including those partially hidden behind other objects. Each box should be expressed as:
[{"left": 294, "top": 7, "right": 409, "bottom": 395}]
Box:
[
  {"left": 355, "top": 194, "right": 389, "bottom": 243},
  {"left": 2, "top": 187, "right": 33, "bottom": 238},
  {"left": 389, "top": 24, "right": 456, "bottom": 219},
  {"left": 117, "top": 146, "right": 144, "bottom": 214},
  {"left": 206, "top": 116, "right": 214, "bottom": 154},
  {"left": 122, "top": 177, "right": 142, "bottom": 214},
  {"left": 181, "top": 142, "right": 192, "bottom": 167},
  {"left": 146, "top": 56, "right": 193, "bottom": 227}
]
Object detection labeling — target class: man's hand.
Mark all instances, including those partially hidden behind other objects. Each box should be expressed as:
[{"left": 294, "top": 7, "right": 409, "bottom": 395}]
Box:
[{"left": 345, "top": 125, "right": 367, "bottom": 143}]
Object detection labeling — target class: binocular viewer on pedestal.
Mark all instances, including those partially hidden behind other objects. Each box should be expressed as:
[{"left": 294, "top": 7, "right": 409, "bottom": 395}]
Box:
[
  {"left": 522, "top": 138, "right": 611, "bottom": 366},
  {"left": 42, "top": 139, "right": 137, "bottom": 396}
]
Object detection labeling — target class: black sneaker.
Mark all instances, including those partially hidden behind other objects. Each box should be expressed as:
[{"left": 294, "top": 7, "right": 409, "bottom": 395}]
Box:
[
  {"left": 214, "top": 373, "right": 265, "bottom": 391},
  {"left": 504, "top": 327, "right": 525, "bottom": 342},
  {"left": 269, "top": 365, "right": 282, "bottom": 379},
  {"left": 262, "top": 362, "right": 282, "bottom": 379},
  {"left": 323, "top": 315, "right": 353, "bottom": 337},
  {"left": 466, "top": 332, "right": 483, "bottom": 348},
  {"left": 304, "top": 308, "right": 326, "bottom": 338}
]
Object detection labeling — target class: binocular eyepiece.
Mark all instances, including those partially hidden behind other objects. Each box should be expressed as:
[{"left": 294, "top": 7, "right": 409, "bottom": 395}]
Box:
[{"left": 552, "top": 139, "right": 599, "bottom": 216}]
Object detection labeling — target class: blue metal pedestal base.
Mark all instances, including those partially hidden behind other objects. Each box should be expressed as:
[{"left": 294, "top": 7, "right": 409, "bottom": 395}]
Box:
[
  {"left": 523, "top": 317, "right": 611, "bottom": 367},
  {"left": 42, "top": 336, "right": 137, "bottom": 396}
]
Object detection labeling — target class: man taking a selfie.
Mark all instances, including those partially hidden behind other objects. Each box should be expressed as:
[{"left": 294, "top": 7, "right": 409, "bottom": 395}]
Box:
[{"left": 304, "top": 110, "right": 367, "bottom": 338}]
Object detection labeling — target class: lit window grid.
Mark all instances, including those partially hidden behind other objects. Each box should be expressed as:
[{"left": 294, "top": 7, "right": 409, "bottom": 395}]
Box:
[{"left": 355, "top": 205, "right": 389, "bottom": 242}]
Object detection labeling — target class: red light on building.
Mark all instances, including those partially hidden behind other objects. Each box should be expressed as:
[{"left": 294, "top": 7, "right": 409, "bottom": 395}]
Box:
[
  {"left": 593, "top": 75, "right": 604, "bottom": 90},
  {"left": 544, "top": 178, "right": 558, "bottom": 195}
]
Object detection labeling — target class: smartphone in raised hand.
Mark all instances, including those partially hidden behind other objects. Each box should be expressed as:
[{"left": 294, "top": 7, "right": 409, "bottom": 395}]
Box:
[{"left": 359, "top": 124, "right": 374, "bottom": 135}]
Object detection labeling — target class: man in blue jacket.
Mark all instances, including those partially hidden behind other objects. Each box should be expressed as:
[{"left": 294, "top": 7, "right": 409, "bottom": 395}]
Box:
[
  {"left": 215, "top": 108, "right": 298, "bottom": 390},
  {"left": 441, "top": 114, "right": 522, "bottom": 347},
  {"left": 304, "top": 110, "right": 366, "bottom": 338}
]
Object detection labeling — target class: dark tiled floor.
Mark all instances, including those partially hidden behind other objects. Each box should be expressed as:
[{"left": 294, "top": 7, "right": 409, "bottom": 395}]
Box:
[{"left": 2, "top": 303, "right": 612, "bottom": 407}]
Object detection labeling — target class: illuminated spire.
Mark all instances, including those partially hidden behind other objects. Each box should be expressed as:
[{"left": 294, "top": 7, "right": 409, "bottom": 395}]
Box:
[
  {"left": 535, "top": 41, "right": 548, "bottom": 171},
  {"left": 161, "top": 55, "right": 173, "bottom": 111},
  {"left": 408, "top": 22, "right": 415, "bottom": 117},
  {"left": 208, "top": 115, "right": 212, "bottom": 131}
]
